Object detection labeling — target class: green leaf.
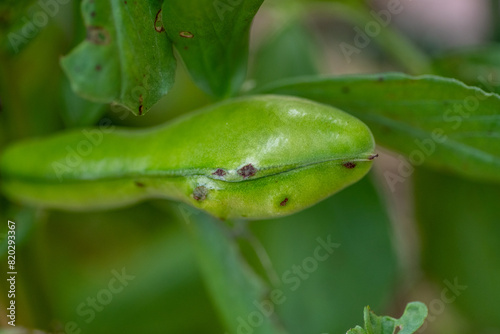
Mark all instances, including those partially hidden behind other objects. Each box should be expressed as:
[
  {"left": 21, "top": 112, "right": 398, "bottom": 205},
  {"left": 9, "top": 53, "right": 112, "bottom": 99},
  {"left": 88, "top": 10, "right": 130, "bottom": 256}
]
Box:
[
  {"left": 348, "top": 302, "right": 427, "bottom": 334},
  {"left": 251, "top": 176, "right": 399, "bottom": 334},
  {"left": 163, "top": 0, "right": 263, "bottom": 97},
  {"left": 259, "top": 73, "right": 500, "bottom": 183},
  {"left": 60, "top": 0, "right": 176, "bottom": 116},
  {"left": 432, "top": 45, "right": 500, "bottom": 94},
  {"left": 185, "top": 212, "right": 288, "bottom": 334},
  {"left": 415, "top": 168, "right": 500, "bottom": 331}
]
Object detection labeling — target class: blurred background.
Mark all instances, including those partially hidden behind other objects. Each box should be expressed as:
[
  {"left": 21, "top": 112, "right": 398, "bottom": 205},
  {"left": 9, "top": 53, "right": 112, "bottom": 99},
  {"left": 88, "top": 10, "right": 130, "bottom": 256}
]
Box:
[{"left": 0, "top": 0, "right": 499, "bottom": 333}]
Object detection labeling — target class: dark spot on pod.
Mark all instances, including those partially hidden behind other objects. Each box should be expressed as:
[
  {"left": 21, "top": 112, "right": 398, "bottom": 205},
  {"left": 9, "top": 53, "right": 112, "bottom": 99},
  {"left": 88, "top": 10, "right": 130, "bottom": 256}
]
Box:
[
  {"left": 154, "top": 9, "right": 165, "bottom": 33},
  {"left": 280, "top": 198, "right": 288, "bottom": 206},
  {"left": 193, "top": 186, "right": 208, "bottom": 201},
  {"left": 368, "top": 154, "right": 379, "bottom": 160},
  {"left": 341, "top": 86, "right": 350, "bottom": 94},
  {"left": 135, "top": 181, "right": 145, "bottom": 187},
  {"left": 90, "top": 11, "right": 96, "bottom": 17},
  {"left": 212, "top": 168, "right": 226, "bottom": 177},
  {"left": 124, "top": 1, "right": 127, "bottom": 4},
  {"left": 343, "top": 162, "right": 356, "bottom": 169},
  {"left": 238, "top": 164, "right": 257, "bottom": 178},
  {"left": 378, "top": 76, "right": 384, "bottom": 82},
  {"left": 95, "top": 64, "right": 102, "bottom": 71},
  {"left": 184, "top": 46, "right": 189, "bottom": 50},
  {"left": 179, "top": 31, "right": 194, "bottom": 38}
]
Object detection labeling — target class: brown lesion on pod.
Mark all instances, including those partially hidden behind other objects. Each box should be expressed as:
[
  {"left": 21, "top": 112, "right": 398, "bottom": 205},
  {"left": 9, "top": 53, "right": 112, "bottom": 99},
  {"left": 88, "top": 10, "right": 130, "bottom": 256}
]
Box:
[
  {"left": 280, "top": 198, "right": 289, "bottom": 207},
  {"left": 193, "top": 186, "right": 208, "bottom": 201},
  {"left": 212, "top": 168, "right": 226, "bottom": 177},
  {"left": 368, "top": 154, "right": 379, "bottom": 160},
  {"left": 342, "top": 162, "right": 357, "bottom": 169},
  {"left": 238, "top": 164, "right": 257, "bottom": 178},
  {"left": 135, "top": 181, "right": 145, "bottom": 188}
]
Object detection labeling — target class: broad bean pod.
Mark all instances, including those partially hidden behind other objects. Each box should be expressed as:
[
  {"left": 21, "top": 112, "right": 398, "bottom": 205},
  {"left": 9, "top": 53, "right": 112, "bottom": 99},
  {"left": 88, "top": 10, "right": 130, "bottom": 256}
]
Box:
[{"left": 0, "top": 95, "right": 376, "bottom": 219}]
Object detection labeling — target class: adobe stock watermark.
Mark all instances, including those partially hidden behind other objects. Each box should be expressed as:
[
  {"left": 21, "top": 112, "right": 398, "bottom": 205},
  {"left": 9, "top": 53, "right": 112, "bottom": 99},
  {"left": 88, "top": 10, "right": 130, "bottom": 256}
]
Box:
[
  {"left": 8, "top": 0, "right": 71, "bottom": 53},
  {"left": 58, "top": 267, "right": 135, "bottom": 334},
  {"left": 225, "top": 235, "right": 340, "bottom": 334},
  {"left": 417, "top": 277, "right": 467, "bottom": 332},
  {"left": 339, "top": 0, "right": 411, "bottom": 64},
  {"left": 213, "top": 0, "right": 244, "bottom": 21},
  {"left": 384, "top": 73, "right": 500, "bottom": 192}
]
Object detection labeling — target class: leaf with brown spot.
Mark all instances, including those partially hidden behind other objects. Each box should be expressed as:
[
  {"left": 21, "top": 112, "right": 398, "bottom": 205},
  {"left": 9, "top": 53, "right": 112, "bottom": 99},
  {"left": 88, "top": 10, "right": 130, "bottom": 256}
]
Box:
[
  {"left": 163, "top": 0, "right": 263, "bottom": 97},
  {"left": 61, "top": 0, "right": 176, "bottom": 116}
]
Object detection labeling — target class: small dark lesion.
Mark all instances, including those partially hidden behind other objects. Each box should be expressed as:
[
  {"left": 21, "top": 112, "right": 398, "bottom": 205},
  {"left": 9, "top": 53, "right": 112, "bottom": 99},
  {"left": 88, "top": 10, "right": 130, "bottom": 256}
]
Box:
[
  {"left": 135, "top": 181, "right": 145, "bottom": 187},
  {"left": 138, "top": 94, "right": 144, "bottom": 115},
  {"left": 343, "top": 162, "right": 356, "bottom": 169},
  {"left": 212, "top": 168, "right": 226, "bottom": 177},
  {"left": 238, "top": 164, "right": 257, "bottom": 178},
  {"left": 280, "top": 198, "right": 288, "bottom": 207},
  {"left": 368, "top": 154, "right": 379, "bottom": 160},
  {"left": 193, "top": 186, "right": 208, "bottom": 201}
]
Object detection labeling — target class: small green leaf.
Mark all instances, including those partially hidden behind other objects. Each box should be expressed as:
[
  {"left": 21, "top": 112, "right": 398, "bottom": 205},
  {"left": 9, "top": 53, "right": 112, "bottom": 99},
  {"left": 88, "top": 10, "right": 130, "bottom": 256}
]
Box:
[
  {"left": 163, "top": 0, "right": 263, "bottom": 97},
  {"left": 346, "top": 326, "right": 367, "bottom": 334},
  {"left": 61, "top": 0, "right": 176, "bottom": 116},
  {"left": 348, "top": 302, "right": 427, "bottom": 334},
  {"left": 259, "top": 73, "right": 500, "bottom": 183},
  {"left": 392, "top": 302, "right": 428, "bottom": 334}
]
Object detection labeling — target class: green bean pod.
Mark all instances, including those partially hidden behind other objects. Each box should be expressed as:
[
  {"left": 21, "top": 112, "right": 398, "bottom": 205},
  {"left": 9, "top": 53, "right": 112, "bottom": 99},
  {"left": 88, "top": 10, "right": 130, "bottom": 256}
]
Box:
[{"left": 0, "top": 95, "right": 376, "bottom": 220}]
